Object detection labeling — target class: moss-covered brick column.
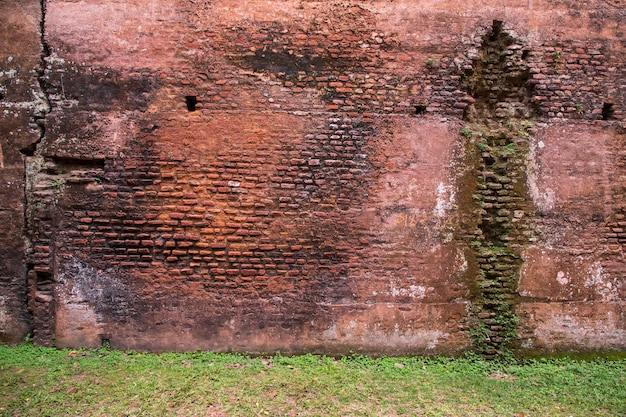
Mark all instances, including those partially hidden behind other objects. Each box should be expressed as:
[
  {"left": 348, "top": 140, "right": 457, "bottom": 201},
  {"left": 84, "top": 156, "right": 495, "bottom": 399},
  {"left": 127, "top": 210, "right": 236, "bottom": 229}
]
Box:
[{"left": 460, "top": 21, "right": 536, "bottom": 357}]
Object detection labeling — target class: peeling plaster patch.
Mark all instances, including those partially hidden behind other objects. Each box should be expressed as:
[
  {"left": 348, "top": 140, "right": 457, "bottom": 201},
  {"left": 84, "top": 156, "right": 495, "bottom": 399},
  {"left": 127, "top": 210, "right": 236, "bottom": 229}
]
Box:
[
  {"left": 381, "top": 276, "right": 436, "bottom": 300},
  {"left": 455, "top": 248, "right": 468, "bottom": 272},
  {"left": 533, "top": 312, "right": 625, "bottom": 350},
  {"left": 584, "top": 263, "right": 618, "bottom": 301},
  {"left": 57, "top": 262, "right": 137, "bottom": 319},
  {"left": 389, "top": 285, "right": 432, "bottom": 299},
  {"left": 325, "top": 320, "right": 449, "bottom": 350},
  {"left": 528, "top": 179, "right": 555, "bottom": 213},
  {"left": 433, "top": 182, "right": 455, "bottom": 217},
  {"left": 527, "top": 137, "right": 555, "bottom": 213}
]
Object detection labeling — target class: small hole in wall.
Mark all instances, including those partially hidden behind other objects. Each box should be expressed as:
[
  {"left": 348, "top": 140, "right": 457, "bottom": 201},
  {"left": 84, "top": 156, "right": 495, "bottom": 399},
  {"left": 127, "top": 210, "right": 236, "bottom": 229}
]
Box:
[
  {"left": 185, "top": 95, "right": 197, "bottom": 112},
  {"left": 415, "top": 105, "right": 427, "bottom": 115},
  {"left": 489, "top": 20, "right": 503, "bottom": 41},
  {"left": 35, "top": 271, "right": 52, "bottom": 285},
  {"left": 0, "top": 92, "right": 4, "bottom": 100},
  {"left": 521, "top": 50, "right": 530, "bottom": 60},
  {"left": 602, "top": 103, "right": 615, "bottom": 120},
  {"left": 19, "top": 143, "right": 36, "bottom": 156},
  {"left": 99, "top": 334, "right": 111, "bottom": 347}
]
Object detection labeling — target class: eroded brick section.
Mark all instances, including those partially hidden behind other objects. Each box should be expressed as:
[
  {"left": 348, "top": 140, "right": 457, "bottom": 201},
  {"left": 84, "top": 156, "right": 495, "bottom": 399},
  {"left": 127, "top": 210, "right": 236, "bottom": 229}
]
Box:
[
  {"left": 531, "top": 42, "right": 623, "bottom": 120},
  {"left": 458, "top": 21, "right": 537, "bottom": 356}
]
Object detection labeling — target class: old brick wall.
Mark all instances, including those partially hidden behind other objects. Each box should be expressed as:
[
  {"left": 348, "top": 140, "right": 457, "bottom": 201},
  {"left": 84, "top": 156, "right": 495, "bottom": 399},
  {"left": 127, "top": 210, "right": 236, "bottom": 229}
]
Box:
[
  {"left": 1, "top": 0, "right": 624, "bottom": 354},
  {"left": 0, "top": 0, "right": 45, "bottom": 343}
]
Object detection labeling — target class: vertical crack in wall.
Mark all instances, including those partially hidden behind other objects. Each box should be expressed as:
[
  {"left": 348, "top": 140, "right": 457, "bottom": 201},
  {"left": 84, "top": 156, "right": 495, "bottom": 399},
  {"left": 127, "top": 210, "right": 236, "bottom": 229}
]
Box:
[
  {"left": 22, "top": 0, "right": 51, "bottom": 156},
  {"left": 461, "top": 21, "right": 536, "bottom": 357},
  {"left": 23, "top": 0, "right": 55, "bottom": 345},
  {"left": 35, "top": 0, "right": 51, "bottom": 138}
]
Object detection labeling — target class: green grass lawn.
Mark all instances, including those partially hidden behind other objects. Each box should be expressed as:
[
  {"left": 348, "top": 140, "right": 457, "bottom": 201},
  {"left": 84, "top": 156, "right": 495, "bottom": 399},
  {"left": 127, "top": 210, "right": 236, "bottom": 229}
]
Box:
[{"left": 0, "top": 344, "right": 624, "bottom": 416}]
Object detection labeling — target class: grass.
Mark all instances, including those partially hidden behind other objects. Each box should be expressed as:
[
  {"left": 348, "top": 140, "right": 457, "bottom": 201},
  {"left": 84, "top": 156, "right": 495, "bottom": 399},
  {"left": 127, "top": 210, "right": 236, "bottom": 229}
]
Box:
[{"left": 0, "top": 344, "right": 624, "bottom": 416}]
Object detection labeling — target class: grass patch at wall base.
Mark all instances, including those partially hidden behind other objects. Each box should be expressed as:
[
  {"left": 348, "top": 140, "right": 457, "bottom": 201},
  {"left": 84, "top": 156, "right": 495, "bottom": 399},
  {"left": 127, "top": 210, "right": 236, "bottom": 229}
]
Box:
[{"left": 1, "top": 344, "right": 624, "bottom": 416}]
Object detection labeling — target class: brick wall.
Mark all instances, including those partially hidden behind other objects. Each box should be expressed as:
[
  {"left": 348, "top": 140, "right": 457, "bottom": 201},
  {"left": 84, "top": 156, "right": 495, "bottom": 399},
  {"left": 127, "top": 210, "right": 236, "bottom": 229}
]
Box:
[{"left": 1, "top": 0, "right": 624, "bottom": 354}]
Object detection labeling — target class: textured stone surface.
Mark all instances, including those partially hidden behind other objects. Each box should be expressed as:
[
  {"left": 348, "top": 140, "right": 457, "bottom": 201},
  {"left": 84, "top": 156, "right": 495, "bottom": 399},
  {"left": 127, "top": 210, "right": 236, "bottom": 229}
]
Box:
[{"left": 0, "top": 0, "right": 624, "bottom": 354}]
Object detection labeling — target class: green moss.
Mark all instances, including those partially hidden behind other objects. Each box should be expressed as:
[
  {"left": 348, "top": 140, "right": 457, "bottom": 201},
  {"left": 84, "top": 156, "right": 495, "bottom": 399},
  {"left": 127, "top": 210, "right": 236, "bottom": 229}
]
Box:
[
  {"left": 460, "top": 127, "right": 473, "bottom": 138},
  {"left": 476, "top": 142, "right": 490, "bottom": 152}
]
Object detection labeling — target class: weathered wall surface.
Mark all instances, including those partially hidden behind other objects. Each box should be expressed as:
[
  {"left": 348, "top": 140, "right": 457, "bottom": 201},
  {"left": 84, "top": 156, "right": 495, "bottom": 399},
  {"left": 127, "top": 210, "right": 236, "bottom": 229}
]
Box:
[
  {"left": 0, "top": 0, "right": 45, "bottom": 343},
  {"left": 1, "top": 0, "right": 624, "bottom": 355}
]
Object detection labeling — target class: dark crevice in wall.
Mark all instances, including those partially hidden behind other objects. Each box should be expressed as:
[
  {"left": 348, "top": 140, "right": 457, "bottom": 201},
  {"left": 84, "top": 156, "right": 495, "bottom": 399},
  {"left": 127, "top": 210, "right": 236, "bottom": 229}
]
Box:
[
  {"left": 185, "top": 95, "right": 198, "bottom": 112},
  {"left": 461, "top": 20, "right": 536, "bottom": 357},
  {"left": 23, "top": 0, "right": 55, "bottom": 346},
  {"left": 602, "top": 103, "right": 615, "bottom": 120},
  {"left": 414, "top": 105, "right": 427, "bottom": 115},
  {"left": 21, "top": 0, "right": 51, "bottom": 157},
  {"left": 44, "top": 156, "right": 106, "bottom": 173}
]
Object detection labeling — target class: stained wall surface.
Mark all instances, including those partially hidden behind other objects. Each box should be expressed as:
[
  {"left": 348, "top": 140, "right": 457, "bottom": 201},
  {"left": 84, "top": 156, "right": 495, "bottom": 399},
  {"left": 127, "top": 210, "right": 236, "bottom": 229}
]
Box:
[
  {"left": 1, "top": 0, "right": 624, "bottom": 354},
  {"left": 0, "top": 0, "right": 44, "bottom": 344}
]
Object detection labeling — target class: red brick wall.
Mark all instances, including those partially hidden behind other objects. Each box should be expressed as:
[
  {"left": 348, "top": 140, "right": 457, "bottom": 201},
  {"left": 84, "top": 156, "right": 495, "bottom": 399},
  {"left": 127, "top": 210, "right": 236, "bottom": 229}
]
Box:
[{"left": 2, "top": 0, "right": 624, "bottom": 354}]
